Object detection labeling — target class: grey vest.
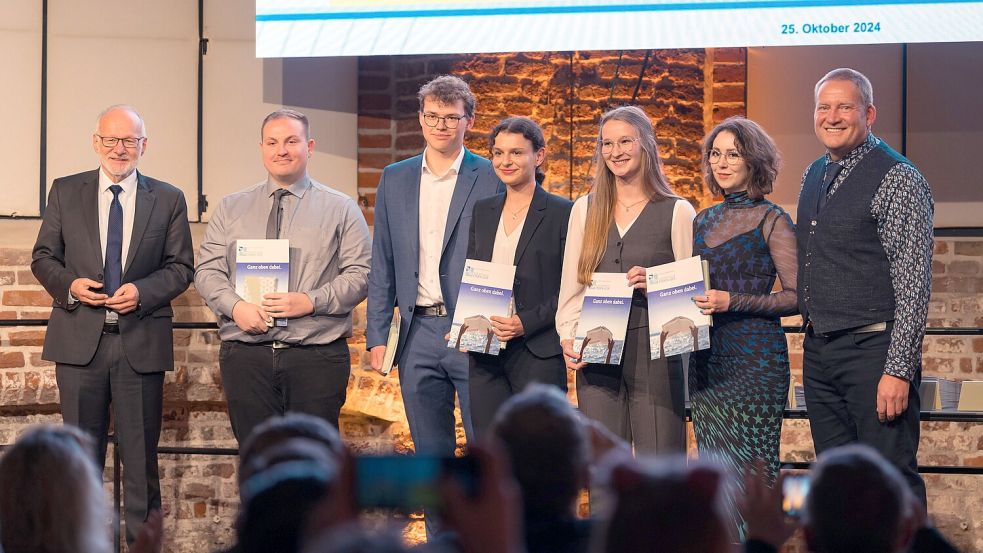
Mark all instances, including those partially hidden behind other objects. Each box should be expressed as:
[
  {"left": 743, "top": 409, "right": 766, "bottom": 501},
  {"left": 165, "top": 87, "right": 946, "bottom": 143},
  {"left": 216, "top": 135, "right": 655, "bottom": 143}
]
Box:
[
  {"left": 596, "top": 197, "right": 677, "bottom": 328},
  {"left": 796, "top": 140, "right": 906, "bottom": 333}
]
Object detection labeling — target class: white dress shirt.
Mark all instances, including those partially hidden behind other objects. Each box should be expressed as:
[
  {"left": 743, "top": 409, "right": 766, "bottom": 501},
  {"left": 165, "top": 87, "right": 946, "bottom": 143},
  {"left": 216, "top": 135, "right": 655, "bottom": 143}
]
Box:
[
  {"left": 555, "top": 195, "right": 696, "bottom": 340},
  {"left": 98, "top": 168, "right": 138, "bottom": 270},
  {"left": 416, "top": 146, "right": 465, "bottom": 306},
  {"left": 491, "top": 213, "right": 525, "bottom": 266}
]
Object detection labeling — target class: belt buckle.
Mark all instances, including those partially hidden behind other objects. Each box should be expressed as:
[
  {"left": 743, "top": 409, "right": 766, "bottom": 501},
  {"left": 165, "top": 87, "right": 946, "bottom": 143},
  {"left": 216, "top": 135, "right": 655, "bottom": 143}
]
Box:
[
  {"left": 434, "top": 303, "right": 447, "bottom": 317},
  {"left": 272, "top": 340, "right": 291, "bottom": 349}
]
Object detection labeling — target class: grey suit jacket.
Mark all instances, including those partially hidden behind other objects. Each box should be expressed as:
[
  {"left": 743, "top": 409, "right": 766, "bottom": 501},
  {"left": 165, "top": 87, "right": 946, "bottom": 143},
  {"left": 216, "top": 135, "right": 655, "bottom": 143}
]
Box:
[
  {"left": 32, "top": 169, "right": 194, "bottom": 373},
  {"left": 366, "top": 149, "right": 503, "bottom": 364}
]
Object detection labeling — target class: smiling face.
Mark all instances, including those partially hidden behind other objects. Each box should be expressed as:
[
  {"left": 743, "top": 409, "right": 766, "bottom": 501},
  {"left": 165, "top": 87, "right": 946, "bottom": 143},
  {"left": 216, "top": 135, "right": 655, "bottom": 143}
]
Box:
[
  {"left": 814, "top": 79, "right": 876, "bottom": 160},
  {"left": 261, "top": 116, "right": 314, "bottom": 186},
  {"left": 419, "top": 97, "right": 473, "bottom": 156},
  {"left": 491, "top": 131, "right": 545, "bottom": 189},
  {"left": 709, "top": 131, "right": 748, "bottom": 194},
  {"left": 600, "top": 119, "right": 643, "bottom": 183},
  {"left": 92, "top": 108, "right": 146, "bottom": 183}
]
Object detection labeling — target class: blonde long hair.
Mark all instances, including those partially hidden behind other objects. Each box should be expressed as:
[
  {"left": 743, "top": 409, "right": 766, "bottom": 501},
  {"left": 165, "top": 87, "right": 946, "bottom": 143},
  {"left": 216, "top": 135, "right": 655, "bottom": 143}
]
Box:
[{"left": 577, "top": 106, "right": 678, "bottom": 284}]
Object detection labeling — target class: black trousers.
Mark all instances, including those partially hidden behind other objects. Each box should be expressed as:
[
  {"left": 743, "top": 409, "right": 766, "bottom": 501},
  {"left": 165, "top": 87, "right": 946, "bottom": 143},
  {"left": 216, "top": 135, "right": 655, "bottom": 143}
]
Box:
[
  {"left": 468, "top": 338, "right": 567, "bottom": 438},
  {"left": 803, "top": 323, "right": 926, "bottom": 505},
  {"left": 219, "top": 339, "right": 352, "bottom": 444},
  {"left": 56, "top": 332, "right": 164, "bottom": 545}
]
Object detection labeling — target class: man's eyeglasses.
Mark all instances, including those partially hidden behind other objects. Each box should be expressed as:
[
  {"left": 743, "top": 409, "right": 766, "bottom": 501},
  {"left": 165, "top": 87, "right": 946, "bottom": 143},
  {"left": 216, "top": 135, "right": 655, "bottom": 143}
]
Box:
[
  {"left": 600, "top": 136, "right": 639, "bottom": 154},
  {"left": 96, "top": 135, "right": 145, "bottom": 149},
  {"left": 421, "top": 113, "right": 467, "bottom": 129},
  {"left": 708, "top": 150, "right": 743, "bottom": 165}
]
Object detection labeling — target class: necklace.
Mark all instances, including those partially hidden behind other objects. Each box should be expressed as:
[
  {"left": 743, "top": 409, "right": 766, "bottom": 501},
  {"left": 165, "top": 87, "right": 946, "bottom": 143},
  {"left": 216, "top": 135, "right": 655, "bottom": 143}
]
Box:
[
  {"left": 617, "top": 198, "right": 648, "bottom": 212},
  {"left": 506, "top": 202, "right": 531, "bottom": 221}
]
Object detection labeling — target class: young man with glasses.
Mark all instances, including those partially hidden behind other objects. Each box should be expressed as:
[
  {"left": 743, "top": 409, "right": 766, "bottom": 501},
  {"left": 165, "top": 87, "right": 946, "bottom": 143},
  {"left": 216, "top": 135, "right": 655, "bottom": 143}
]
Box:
[
  {"left": 32, "top": 105, "right": 194, "bottom": 545},
  {"left": 366, "top": 75, "right": 502, "bottom": 534}
]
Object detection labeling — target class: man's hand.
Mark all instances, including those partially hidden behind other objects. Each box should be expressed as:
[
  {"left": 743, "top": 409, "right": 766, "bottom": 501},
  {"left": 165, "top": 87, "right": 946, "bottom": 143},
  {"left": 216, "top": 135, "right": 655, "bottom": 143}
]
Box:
[
  {"left": 104, "top": 283, "right": 140, "bottom": 314},
  {"left": 232, "top": 301, "right": 271, "bottom": 335},
  {"left": 561, "top": 338, "right": 587, "bottom": 371},
  {"left": 369, "top": 345, "right": 388, "bottom": 375},
  {"left": 877, "top": 373, "right": 910, "bottom": 422},
  {"left": 261, "top": 292, "right": 314, "bottom": 319},
  {"left": 490, "top": 314, "right": 524, "bottom": 343},
  {"left": 693, "top": 289, "right": 731, "bottom": 315},
  {"left": 626, "top": 265, "right": 647, "bottom": 290},
  {"left": 70, "top": 278, "right": 108, "bottom": 306}
]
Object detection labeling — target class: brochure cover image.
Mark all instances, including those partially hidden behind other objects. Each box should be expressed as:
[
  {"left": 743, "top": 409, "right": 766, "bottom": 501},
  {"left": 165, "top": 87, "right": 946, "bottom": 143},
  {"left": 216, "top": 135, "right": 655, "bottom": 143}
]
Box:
[
  {"left": 572, "top": 272, "right": 634, "bottom": 365},
  {"left": 447, "top": 259, "right": 516, "bottom": 355},
  {"left": 646, "top": 256, "right": 711, "bottom": 359},
  {"left": 236, "top": 239, "right": 290, "bottom": 327}
]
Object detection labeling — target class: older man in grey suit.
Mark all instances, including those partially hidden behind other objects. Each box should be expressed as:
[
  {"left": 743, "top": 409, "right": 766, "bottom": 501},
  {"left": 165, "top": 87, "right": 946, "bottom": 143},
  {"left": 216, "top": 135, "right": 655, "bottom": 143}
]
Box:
[{"left": 32, "top": 105, "right": 194, "bottom": 544}]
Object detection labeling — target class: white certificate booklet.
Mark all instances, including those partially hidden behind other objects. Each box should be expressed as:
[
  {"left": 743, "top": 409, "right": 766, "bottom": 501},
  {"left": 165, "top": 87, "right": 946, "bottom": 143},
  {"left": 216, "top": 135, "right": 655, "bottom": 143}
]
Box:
[
  {"left": 235, "top": 239, "right": 290, "bottom": 327},
  {"left": 645, "top": 256, "right": 711, "bottom": 359},
  {"left": 573, "top": 272, "right": 634, "bottom": 365},
  {"left": 448, "top": 259, "right": 516, "bottom": 356}
]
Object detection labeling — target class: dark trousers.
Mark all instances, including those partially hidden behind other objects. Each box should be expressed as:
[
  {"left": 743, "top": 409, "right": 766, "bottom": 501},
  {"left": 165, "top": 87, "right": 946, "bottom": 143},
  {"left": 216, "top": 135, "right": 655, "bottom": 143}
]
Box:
[
  {"left": 468, "top": 339, "right": 567, "bottom": 438},
  {"left": 219, "top": 339, "right": 352, "bottom": 444},
  {"left": 398, "top": 314, "right": 472, "bottom": 540},
  {"left": 576, "top": 325, "right": 686, "bottom": 454},
  {"left": 803, "top": 323, "right": 926, "bottom": 505},
  {"left": 56, "top": 332, "right": 164, "bottom": 545}
]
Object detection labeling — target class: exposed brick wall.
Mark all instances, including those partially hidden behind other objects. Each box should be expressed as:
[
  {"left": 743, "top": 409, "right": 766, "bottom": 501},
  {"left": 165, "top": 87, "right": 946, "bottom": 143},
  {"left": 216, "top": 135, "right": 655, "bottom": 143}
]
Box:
[
  {"left": 357, "top": 48, "right": 746, "bottom": 221},
  {"left": 0, "top": 47, "right": 980, "bottom": 552}
]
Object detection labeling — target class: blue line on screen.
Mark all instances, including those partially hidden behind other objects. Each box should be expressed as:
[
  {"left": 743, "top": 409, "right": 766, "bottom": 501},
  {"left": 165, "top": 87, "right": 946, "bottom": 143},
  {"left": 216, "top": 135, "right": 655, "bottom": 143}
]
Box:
[{"left": 256, "top": 0, "right": 981, "bottom": 22}]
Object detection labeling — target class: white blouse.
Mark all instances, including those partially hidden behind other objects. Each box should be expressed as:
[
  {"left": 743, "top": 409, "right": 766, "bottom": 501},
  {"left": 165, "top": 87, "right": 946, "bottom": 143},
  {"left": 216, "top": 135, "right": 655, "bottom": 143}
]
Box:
[{"left": 554, "top": 195, "right": 696, "bottom": 341}]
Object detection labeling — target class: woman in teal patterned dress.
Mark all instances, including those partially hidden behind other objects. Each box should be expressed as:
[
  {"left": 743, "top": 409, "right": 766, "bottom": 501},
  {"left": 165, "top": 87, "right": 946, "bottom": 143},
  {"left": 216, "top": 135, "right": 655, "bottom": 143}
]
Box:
[{"left": 690, "top": 116, "right": 798, "bottom": 538}]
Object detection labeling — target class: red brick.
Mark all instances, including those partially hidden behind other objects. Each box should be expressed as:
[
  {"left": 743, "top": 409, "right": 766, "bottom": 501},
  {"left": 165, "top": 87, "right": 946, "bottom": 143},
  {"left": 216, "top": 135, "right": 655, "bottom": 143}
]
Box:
[
  {"left": 358, "top": 133, "right": 392, "bottom": 149},
  {"left": 0, "top": 271, "right": 14, "bottom": 286},
  {"left": 713, "top": 83, "right": 745, "bottom": 103},
  {"left": 16, "top": 270, "right": 38, "bottom": 285},
  {"left": 358, "top": 115, "right": 391, "bottom": 131},
  {"left": 358, "top": 171, "right": 382, "bottom": 188},
  {"left": 948, "top": 260, "right": 980, "bottom": 275},
  {"left": 0, "top": 311, "right": 15, "bottom": 320},
  {"left": 0, "top": 352, "right": 25, "bottom": 368},
  {"left": 2, "top": 290, "right": 52, "bottom": 307},
  {"left": 713, "top": 47, "right": 746, "bottom": 63},
  {"left": 712, "top": 105, "right": 747, "bottom": 123},
  {"left": 713, "top": 63, "right": 745, "bottom": 83},
  {"left": 0, "top": 249, "right": 32, "bottom": 266},
  {"left": 358, "top": 153, "right": 393, "bottom": 171},
  {"left": 358, "top": 193, "right": 376, "bottom": 209},
  {"left": 954, "top": 241, "right": 983, "bottom": 256},
  {"left": 359, "top": 93, "right": 391, "bottom": 112},
  {"left": 932, "top": 260, "right": 946, "bottom": 275},
  {"left": 363, "top": 212, "right": 374, "bottom": 226},
  {"left": 9, "top": 330, "right": 44, "bottom": 346},
  {"left": 934, "top": 240, "right": 949, "bottom": 254}
]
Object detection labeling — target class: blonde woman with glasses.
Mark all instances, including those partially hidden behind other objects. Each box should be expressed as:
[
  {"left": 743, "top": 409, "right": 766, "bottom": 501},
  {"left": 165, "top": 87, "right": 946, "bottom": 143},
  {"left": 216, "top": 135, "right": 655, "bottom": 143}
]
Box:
[{"left": 556, "top": 105, "right": 695, "bottom": 454}]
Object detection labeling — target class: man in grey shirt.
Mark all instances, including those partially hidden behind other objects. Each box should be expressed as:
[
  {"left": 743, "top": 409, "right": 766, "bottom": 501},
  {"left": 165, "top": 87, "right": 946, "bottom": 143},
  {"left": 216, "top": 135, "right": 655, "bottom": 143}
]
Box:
[{"left": 195, "top": 109, "right": 371, "bottom": 442}]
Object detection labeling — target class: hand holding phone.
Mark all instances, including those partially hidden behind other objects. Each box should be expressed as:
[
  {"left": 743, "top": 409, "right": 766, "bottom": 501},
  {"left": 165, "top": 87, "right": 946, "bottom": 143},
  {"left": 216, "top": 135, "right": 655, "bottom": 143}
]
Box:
[
  {"left": 354, "top": 454, "right": 479, "bottom": 512},
  {"left": 782, "top": 473, "right": 810, "bottom": 518}
]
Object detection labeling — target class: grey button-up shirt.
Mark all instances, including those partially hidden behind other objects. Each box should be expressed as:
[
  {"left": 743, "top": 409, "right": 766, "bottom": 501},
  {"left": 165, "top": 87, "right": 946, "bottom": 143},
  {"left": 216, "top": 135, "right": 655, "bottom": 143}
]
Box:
[{"left": 195, "top": 176, "right": 371, "bottom": 345}]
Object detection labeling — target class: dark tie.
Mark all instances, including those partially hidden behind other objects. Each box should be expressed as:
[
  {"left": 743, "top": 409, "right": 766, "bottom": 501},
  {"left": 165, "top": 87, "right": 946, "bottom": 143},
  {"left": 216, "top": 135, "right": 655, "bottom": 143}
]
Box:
[
  {"left": 266, "top": 189, "right": 289, "bottom": 239},
  {"left": 818, "top": 162, "right": 842, "bottom": 211},
  {"left": 104, "top": 184, "right": 124, "bottom": 296}
]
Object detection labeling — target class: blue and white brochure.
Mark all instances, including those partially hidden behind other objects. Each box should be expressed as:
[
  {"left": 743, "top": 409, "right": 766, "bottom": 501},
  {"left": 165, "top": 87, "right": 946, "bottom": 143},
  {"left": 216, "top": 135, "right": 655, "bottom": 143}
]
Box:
[
  {"left": 236, "top": 239, "right": 290, "bottom": 327},
  {"left": 573, "top": 272, "right": 633, "bottom": 365},
  {"left": 448, "top": 259, "right": 516, "bottom": 355},
  {"left": 646, "top": 256, "right": 711, "bottom": 359}
]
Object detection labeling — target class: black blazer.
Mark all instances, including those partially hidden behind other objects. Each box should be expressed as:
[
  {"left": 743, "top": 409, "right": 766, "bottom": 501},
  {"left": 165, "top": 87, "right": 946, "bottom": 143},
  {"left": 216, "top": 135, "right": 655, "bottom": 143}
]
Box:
[
  {"left": 467, "top": 185, "right": 572, "bottom": 358},
  {"left": 32, "top": 169, "right": 194, "bottom": 372}
]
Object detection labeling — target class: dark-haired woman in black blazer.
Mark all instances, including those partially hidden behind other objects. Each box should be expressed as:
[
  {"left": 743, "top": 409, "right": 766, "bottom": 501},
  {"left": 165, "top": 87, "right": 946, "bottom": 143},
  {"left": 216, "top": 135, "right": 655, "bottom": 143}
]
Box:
[{"left": 466, "top": 116, "right": 573, "bottom": 436}]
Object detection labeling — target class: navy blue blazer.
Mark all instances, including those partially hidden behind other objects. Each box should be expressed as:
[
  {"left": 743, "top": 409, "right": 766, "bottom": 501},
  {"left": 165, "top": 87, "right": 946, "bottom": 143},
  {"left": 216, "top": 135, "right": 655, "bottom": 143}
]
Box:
[
  {"left": 467, "top": 185, "right": 572, "bottom": 358},
  {"left": 367, "top": 149, "right": 503, "bottom": 363}
]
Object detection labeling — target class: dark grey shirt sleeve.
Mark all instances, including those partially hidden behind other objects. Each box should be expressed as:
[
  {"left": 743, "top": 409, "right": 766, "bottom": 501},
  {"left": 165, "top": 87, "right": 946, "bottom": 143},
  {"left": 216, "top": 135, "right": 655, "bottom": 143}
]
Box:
[{"left": 871, "top": 163, "right": 934, "bottom": 381}]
